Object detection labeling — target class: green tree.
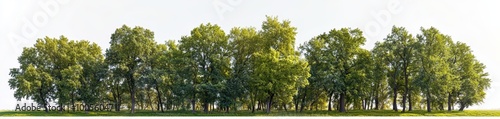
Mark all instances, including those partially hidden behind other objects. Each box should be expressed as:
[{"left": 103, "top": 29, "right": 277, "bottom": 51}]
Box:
[
  {"left": 251, "top": 16, "right": 310, "bottom": 113},
  {"left": 9, "top": 36, "right": 104, "bottom": 113},
  {"left": 382, "top": 26, "right": 416, "bottom": 112},
  {"left": 299, "top": 35, "right": 331, "bottom": 111},
  {"left": 371, "top": 42, "right": 390, "bottom": 110},
  {"left": 179, "top": 23, "right": 231, "bottom": 113},
  {"left": 448, "top": 42, "right": 490, "bottom": 111},
  {"left": 224, "top": 27, "right": 260, "bottom": 112},
  {"left": 324, "top": 28, "right": 366, "bottom": 112},
  {"left": 106, "top": 25, "right": 157, "bottom": 113},
  {"left": 415, "top": 27, "right": 452, "bottom": 112}
]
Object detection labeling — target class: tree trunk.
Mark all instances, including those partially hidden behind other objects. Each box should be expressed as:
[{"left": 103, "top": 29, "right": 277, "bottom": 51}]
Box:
[
  {"left": 295, "top": 97, "right": 299, "bottom": 112},
  {"left": 191, "top": 95, "right": 196, "bottom": 113},
  {"left": 283, "top": 104, "right": 287, "bottom": 112},
  {"left": 300, "top": 89, "right": 307, "bottom": 112},
  {"left": 266, "top": 93, "right": 274, "bottom": 113},
  {"left": 459, "top": 102, "right": 465, "bottom": 111},
  {"left": 328, "top": 91, "right": 333, "bottom": 111},
  {"left": 251, "top": 101, "right": 255, "bottom": 113},
  {"left": 393, "top": 85, "right": 398, "bottom": 112},
  {"left": 71, "top": 91, "right": 75, "bottom": 112},
  {"left": 447, "top": 92, "right": 452, "bottom": 111},
  {"left": 203, "top": 98, "right": 208, "bottom": 113},
  {"left": 148, "top": 90, "right": 154, "bottom": 112},
  {"left": 426, "top": 89, "right": 431, "bottom": 112},
  {"left": 408, "top": 89, "right": 412, "bottom": 111},
  {"left": 129, "top": 75, "right": 136, "bottom": 114},
  {"left": 402, "top": 75, "right": 408, "bottom": 112},
  {"left": 155, "top": 82, "right": 164, "bottom": 112},
  {"left": 339, "top": 92, "right": 346, "bottom": 112},
  {"left": 375, "top": 90, "right": 379, "bottom": 110}
]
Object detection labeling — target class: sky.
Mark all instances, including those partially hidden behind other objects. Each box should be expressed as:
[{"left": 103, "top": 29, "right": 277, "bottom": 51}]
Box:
[{"left": 1, "top": 0, "right": 499, "bottom": 110}]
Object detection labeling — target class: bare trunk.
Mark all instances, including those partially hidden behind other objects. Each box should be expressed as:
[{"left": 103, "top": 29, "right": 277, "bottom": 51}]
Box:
[
  {"left": 458, "top": 102, "right": 465, "bottom": 111},
  {"left": 328, "top": 92, "right": 333, "bottom": 111},
  {"left": 408, "top": 89, "right": 412, "bottom": 111},
  {"left": 300, "top": 89, "right": 307, "bottom": 112},
  {"left": 393, "top": 85, "right": 398, "bottom": 111},
  {"left": 283, "top": 104, "right": 287, "bottom": 112},
  {"left": 191, "top": 94, "right": 196, "bottom": 113},
  {"left": 426, "top": 89, "right": 431, "bottom": 112},
  {"left": 129, "top": 73, "right": 136, "bottom": 114},
  {"left": 339, "top": 92, "right": 346, "bottom": 112},
  {"left": 266, "top": 93, "right": 274, "bottom": 113},
  {"left": 447, "top": 92, "right": 452, "bottom": 111},
  {"left": 155, "top": 82, "right": 164, "bottom": 112}
]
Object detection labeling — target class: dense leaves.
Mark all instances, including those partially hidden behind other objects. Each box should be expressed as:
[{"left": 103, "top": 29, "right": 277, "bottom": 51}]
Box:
[{"left": 8, "top": 17, "right": 490, "bottom": 114}]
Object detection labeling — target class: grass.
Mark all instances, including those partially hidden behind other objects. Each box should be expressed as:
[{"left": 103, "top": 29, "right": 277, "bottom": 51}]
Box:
[{"left": 1, "top": 109, "right": 500, "bottom": 116}]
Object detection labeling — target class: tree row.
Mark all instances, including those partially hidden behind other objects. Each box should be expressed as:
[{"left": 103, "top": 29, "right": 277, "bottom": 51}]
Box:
[{"left": 8, "top": 16, "right": 490, "bottom": 113}]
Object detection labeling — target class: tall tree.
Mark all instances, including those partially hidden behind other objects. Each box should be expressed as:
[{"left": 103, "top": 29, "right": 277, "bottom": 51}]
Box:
[
  {"left": 449, "top": 42, "right": 491, "bottom": 111},
  {"left": 251, "top": 16, "right": 310, "bottom": 113},
  {"left": 415, "top": 27, "right": 452, "bottom": 112},
  {"left": 299, "top": 35, "right": 331, "bottom": 111},
  {"left": 106, "top": 25, "right": 157, "bottom": 113},
  {"left": 319, "top": 28, "right": 367, "bottom": 112},
  {"left": 9, "top": 36, "right": 104, "bottom": 113},
  {"left": 371, "top": 42, "right": 390, "bottom": 110},
  {"left": 224, "top": 27, "right": 260, "bottom": 112},
  {"left": 382, "top": 26, "right": 416, "bottom": 112},
  {"left": 179, "top": 23, "right": 231, "bottom": 113}
]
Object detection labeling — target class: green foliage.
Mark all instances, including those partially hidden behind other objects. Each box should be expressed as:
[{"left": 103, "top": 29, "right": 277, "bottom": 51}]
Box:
[
  {"left": 9, "top": 36, "right": 104, "bottom": 112},
  {"left": 7, "top": 17, "right": 491, "bottom": 115},
  {"left": 106, "top": 25, "right": 157, "bottom": 113}
]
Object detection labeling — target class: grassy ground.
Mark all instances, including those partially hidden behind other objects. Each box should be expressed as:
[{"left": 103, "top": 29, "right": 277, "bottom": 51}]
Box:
[{"left": 1, "top": 109, "right": 500, "bottom": 116}]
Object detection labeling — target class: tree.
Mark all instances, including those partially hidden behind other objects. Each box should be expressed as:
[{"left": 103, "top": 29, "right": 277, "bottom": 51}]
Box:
[
  {"left": 106, "top": 25, "right": 157, "bottom": 113},
  {"left": 224, "top": 27, "right": 260, "bottom": 112},
  {"left": 371, "top": 42, "right": 390, "bottom": 110},
  {"left": 299, "top": 35, "right": 331, "bottom": 111},
  {"left": 382, "top": 26, "right": 416, "bottom": 112},
  {"left": 9, "top": 36, "right": 104, "bottom": 113},
  {"left": 415, "top": 27, "right": 452, "bottom": 112},
  {"left": 448, "top": 42, "right": 490, "bottom": 111},
  {"left": 250, "top": 16, "right": 310, "bottom": 113},
  {"left": 329, "top": 28, "right": 367, "bottom": 112},
  {"left": 179, "top": 23, "right": 231, "bottom": 113}
]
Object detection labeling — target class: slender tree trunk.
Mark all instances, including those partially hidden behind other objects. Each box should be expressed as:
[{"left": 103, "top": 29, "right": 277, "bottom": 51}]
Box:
[
  {"left": 300, "top": 89, "right": 307, "bottom": 112},
  {"left": 252, "top": 100, "right": 255, "bottom": 113},
  {"left": 408, "top": 89, "right": 412, "bottom": 111},
  {"left": 259, "top": 101, "right": 262, "bottom": 110},
  {"left": 393, "top": 85, "right": 398, "bottom": 111},
  {"left": 71, "top": 91, "right": 75, "bottom": 112},
  {"left": 191, "top": 94, "right": 196, "bottom": 113},
  {"left": 447, "top": 92, "right": 452, "bottom": 111},
  {"left": 283, "top": 104, "right": 287, "bottom": 112},
  {"left": 295, "top": 97, "right": 299, "bottom": 112},
  {"left": 147, "top": 90, "right": 154, "bottom": 112},
  {"left": 339, "top": 92, "right": 346, "bottom": 112},
  {"left": 426, "top": 89, "right": 431, "bottom": 112},
  {"left": 402, "top": 71, "right": 409, "bottom": 112},
  {"left": 328, "top": 91, "right": 333, "bottom": 111},
  {"left": 375, "top": 89, "right": 379, "bottom": 110},
  {"left": 266, "top": 93, "right": 274, "bottom": 113},
  {"left": 203, "top": 97, "right": 208, "bottom": 113},
  {"left": 129, "top": 75, "right": 136, "bottom": 114},
  {"left": 155, "top": 82, "right": 164, "bottom": 112}
]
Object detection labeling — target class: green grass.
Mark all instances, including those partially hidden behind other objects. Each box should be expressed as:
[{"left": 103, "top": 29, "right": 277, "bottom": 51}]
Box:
[{"left": 1, "top": 109, "right": 500, "bottom": 116}]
